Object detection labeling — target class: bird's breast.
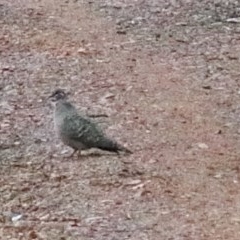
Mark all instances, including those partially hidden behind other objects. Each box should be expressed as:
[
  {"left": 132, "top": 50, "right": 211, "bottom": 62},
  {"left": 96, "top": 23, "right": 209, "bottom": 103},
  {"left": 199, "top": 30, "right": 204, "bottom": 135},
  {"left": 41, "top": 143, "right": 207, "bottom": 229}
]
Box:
[{"left": 54, "top": 112, "right": 65, "bottom": 136}]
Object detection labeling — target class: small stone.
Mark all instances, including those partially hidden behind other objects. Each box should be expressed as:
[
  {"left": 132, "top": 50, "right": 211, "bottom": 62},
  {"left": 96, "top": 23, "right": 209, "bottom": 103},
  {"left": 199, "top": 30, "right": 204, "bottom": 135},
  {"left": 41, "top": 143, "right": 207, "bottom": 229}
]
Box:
[
  {"left": 11, "top": 214, "right": 22, "bottom": 222},
  {"left": 116, "top": 29, "right": 127, "bottom": 35},
  {"left": 126, "top": 179, "right": 141, "bottom": 186},
  {"left": 213, "top": 173, "right": 222, "bottom": 179},
  {"left": 29, "top": 230, "right": 38, "bottom": 239},
  {"left": 14, "top": 141, "right": 21, "bottom": 146},
  {"left": 77, "top": 47, "right": 88, "bottom": 54},
  {"left": 202, "top": 85, "right": 212, "bottom": 90},
  {"left": 197, "top": 143, "right": 209, "bottom": 149}
]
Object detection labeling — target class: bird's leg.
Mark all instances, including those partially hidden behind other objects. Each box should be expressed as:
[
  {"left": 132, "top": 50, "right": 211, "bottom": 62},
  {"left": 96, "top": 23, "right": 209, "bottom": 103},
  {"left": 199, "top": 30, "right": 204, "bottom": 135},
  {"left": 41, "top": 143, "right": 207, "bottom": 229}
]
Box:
[
  {"left": 77, "top": 150, "right": 82, "bottom": 158},
  {"left": 69, "top": 149, "right": 77, "bottom": 158}
]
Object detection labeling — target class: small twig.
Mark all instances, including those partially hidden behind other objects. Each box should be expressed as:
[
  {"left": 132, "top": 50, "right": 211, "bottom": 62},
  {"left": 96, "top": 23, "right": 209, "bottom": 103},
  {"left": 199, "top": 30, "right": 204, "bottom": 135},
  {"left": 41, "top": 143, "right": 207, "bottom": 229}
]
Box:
[{"left": 87, "top": 114, "right": 109, "bottom": 118}]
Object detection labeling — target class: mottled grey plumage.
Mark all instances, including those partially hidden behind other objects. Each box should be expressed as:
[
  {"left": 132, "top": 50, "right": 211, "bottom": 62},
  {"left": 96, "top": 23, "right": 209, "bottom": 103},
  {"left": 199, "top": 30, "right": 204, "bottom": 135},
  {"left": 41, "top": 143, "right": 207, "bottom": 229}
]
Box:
[{"left": 50, "top": 89, "right": 132, "bottom": 156}]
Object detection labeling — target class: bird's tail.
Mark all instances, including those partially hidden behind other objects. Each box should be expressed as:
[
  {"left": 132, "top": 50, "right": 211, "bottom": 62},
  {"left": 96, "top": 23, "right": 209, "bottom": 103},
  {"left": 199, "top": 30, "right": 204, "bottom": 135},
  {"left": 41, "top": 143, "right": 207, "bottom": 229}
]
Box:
[
  {"left": 98, "top": 137, "right": 132, "bottom": 154},
  {"left": 116, "top": 143, "right": 133, "bottom": 154}
]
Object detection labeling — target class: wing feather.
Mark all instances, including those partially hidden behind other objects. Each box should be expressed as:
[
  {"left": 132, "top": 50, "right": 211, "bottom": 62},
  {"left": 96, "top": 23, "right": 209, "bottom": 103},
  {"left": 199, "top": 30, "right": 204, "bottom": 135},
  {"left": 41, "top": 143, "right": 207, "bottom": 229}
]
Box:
[{"left": 61, "top": 114, "right": 104, "bottom": 148}]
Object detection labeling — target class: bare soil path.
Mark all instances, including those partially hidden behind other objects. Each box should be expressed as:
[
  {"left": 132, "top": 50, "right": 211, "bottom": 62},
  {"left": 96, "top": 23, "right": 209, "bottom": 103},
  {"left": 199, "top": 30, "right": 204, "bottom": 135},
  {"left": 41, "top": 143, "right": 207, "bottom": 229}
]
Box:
[{"left": 1, "top": 1, "right": 240, "bottom": 239}]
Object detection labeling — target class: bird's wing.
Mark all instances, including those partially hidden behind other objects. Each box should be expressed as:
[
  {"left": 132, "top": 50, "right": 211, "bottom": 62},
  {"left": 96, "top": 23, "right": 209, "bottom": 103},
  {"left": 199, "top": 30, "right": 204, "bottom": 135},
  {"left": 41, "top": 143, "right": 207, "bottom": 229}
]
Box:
[{"left": 61, "top": 114, "right": 104, "bottom": 147}]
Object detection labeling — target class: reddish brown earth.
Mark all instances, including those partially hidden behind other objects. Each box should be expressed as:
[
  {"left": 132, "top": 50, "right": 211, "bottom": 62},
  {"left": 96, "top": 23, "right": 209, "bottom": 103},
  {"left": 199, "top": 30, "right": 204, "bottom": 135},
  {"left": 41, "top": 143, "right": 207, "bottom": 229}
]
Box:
[{"left": 1, "top": 1, "right": 240, "bottom": 239}]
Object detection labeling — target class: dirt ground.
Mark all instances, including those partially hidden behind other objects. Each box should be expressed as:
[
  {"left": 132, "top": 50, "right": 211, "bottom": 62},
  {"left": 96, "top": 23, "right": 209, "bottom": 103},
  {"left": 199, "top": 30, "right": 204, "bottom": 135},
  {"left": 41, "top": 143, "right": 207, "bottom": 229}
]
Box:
[{"left": 1, "top": 0, "right": 240, "bottom": 239}]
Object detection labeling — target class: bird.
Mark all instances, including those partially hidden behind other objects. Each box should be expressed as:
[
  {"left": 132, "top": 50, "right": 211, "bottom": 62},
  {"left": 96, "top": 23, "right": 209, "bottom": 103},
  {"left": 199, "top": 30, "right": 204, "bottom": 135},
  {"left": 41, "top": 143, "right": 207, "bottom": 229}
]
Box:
[{"left": 49, "top": 89, "right": 132, "bottom": 157}]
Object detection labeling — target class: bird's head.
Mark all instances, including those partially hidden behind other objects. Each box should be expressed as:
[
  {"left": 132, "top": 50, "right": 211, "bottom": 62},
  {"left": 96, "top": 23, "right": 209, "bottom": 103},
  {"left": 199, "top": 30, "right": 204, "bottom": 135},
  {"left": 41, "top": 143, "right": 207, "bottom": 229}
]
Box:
[{"left": 49, "top": 89, "right": 68, "bottom": 102}]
